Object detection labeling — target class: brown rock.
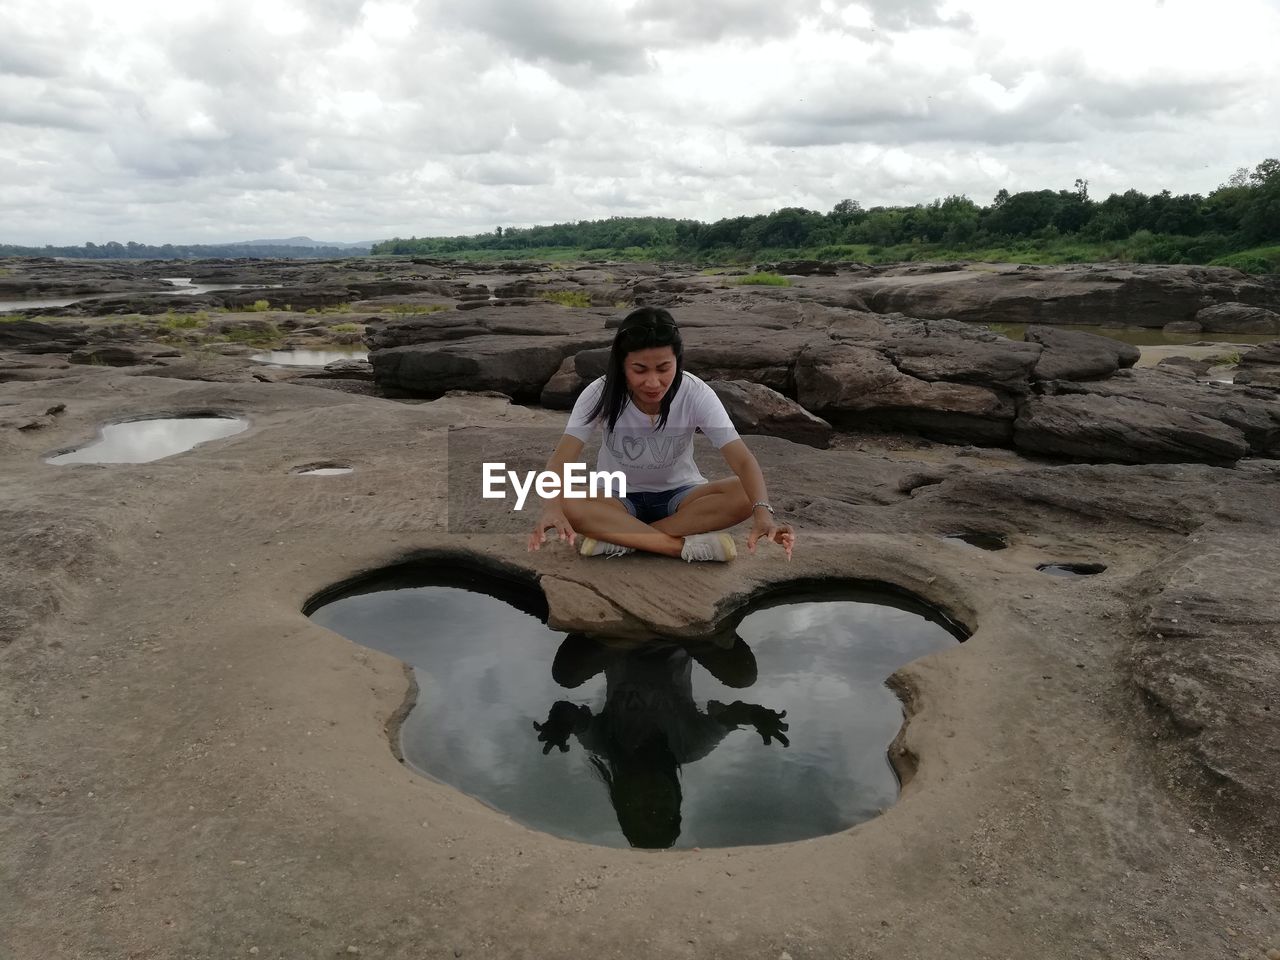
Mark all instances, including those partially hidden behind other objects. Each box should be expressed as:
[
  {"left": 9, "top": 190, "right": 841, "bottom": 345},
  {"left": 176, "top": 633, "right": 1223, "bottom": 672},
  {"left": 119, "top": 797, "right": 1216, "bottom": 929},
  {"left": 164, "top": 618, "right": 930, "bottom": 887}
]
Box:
[
  {"left": 371, "top": 335, "right": 605, "bottom": 401},
  {"left": 540, "top": 356, "right": 585, "bottom": 410},
  {"left": 1013, "top": 393, "right": 1248, "bottom": 464},
  {"left": 1234, "top": 340, "right": 1280, "bottom": 390},
  {"left": 1047, "top": 367, "right": 1280, "bottom": 457},
  {"left": 795, "top": 342, "right": 1016, "bottom": 443},
  {"left": 1194, "top": 302, "right": 1280, "bottom": 334},
  {"left": 1026, "top": 326, "right": 1140, "bottom": 382},
  {"left": 708, "top": 380, "right": 832, "bottom": 449}
]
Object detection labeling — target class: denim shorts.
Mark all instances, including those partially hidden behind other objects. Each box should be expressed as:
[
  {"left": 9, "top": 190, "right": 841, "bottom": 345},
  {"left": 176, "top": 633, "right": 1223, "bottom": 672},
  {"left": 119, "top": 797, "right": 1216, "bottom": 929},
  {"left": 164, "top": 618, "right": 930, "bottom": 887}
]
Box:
[{"left": 620, "top": 483, "right": 700, "bottom": 524}]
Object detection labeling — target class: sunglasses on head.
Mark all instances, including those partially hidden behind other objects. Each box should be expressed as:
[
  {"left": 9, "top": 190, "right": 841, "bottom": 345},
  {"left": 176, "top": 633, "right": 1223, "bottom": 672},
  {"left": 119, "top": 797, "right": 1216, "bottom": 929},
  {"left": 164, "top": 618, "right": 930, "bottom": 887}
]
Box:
[{"left": 619, "top": 318, "right": 677, "bottom": 340}]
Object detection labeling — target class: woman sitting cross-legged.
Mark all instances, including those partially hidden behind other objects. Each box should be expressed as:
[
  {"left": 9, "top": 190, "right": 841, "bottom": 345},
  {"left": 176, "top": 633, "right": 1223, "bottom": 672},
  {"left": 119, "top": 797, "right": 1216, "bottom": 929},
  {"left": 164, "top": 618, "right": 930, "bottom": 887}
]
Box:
[{"left": 526, "top": 306, "right": 795, "bottom": 562}]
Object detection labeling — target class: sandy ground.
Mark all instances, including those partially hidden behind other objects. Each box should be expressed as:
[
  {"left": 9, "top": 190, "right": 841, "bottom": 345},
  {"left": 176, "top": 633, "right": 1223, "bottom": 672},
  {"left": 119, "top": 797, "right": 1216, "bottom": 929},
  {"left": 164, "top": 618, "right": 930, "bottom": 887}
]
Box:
[{"left": 1, "top": 368, "right": 1278, "bottom": 960}]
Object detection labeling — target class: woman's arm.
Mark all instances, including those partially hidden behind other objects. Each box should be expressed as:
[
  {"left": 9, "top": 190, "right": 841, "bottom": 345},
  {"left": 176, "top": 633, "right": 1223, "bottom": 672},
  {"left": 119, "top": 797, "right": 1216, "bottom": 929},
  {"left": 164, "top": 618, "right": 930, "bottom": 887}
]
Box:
[
  {"left": 719, "top": 438, "right": 795, "bottom": 559},
  {"left": 527, "top": 433, "right": 586, "bottom": 551}
]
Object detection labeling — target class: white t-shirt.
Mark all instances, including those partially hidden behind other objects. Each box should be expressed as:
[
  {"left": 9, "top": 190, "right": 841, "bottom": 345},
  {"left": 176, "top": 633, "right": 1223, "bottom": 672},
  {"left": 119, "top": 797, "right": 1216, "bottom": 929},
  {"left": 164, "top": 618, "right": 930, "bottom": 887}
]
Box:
[{"left": 564, "top": 372, "right": 740, "bottom": 493}]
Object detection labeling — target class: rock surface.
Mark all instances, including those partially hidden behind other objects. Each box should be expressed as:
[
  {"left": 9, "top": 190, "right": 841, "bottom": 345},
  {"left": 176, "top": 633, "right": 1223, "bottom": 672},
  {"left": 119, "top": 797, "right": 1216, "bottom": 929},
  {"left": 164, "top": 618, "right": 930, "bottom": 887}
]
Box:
[
  {"left": 1, "top": 367, "right": 1277, "bottom": 960},
  {"left": 1013, "top": 392, "right": 1249, "bottom": 464},
  {"left": 707, "top": 379, "right": 833, "bottom": 448},
  {"left": 1026, "top": 325, "right": 1141, "bottom": 381},
  {"left": 1234, "top": 339, "right": 1280, "bottom": 389},
  {"left": 1194, "top": 301, "right": 1280, "bottom": 334}
]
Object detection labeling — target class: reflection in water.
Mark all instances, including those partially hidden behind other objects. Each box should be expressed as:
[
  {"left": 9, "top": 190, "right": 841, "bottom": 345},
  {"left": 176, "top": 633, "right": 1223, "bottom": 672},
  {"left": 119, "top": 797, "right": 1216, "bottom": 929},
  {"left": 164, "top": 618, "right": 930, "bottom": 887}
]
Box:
[
  {"left": 250, "top": 349, "right": 368, "bottom": 366},
  {"left": 535, "top": 634, "right": 787, "bottom": 848},
  {"left": 941, "top": 532, "right": 1008, "bottom": 551},
  {"left": 46, "top": 416, "right": 248, "bottom": 464},
  {"left": 307, "top": 569, "right": 964, "bottom": 849}
]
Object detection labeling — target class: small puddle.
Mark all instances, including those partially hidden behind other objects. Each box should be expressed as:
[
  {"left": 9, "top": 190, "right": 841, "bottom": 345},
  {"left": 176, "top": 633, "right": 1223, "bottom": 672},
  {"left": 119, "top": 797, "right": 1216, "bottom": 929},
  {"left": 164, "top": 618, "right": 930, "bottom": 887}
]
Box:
[
  {"left": 1037, "top": 562, "right": 1107, "bottom": 577},
  {"left": 45, "top": 415, "right": 248, "bottom": 464},
  {"left": 250, "top": 349, "right": 368, "bottom": 366},
  {"left": 292, "top": 463, "right": 353, "bottom": 476},
  {"left": 940, "top": 532, "right": 1008, "bottom": 551},
  {"left": 306, "top": 567, "right": 966, "bottom": 849}
]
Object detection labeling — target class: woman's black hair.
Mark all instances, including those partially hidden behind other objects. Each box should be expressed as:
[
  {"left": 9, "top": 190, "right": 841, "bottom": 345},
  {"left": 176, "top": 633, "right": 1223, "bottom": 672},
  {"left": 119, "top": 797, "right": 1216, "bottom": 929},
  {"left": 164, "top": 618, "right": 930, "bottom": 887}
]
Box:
[{"left": 585, "top": 306, "right": 684, "bottom": 433}]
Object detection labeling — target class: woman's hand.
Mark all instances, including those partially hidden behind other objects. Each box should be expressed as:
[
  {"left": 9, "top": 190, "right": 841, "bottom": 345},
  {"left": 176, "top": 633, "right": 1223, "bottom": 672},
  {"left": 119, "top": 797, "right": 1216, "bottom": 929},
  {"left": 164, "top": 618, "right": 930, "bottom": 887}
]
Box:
[
  {"left": 747, "top": 513, "right": 795, "bottom": 560},
  {"left": 528, "top": 506, "right": 576, "bottom": 551}
]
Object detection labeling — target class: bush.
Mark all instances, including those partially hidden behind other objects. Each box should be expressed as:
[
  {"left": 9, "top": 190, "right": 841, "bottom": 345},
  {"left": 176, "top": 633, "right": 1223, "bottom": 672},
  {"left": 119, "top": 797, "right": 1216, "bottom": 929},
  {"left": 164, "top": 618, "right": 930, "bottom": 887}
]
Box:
[
  {"left": 737, "top": 272, "right": 791, "bottom": 286},
  {"left": 329, "top": 322, "right": 361, "bottom": 333},
  {"left": 248, "top": 299, "right": 271, "bottom": 312},
  {"left": 539, "top": 290, "right": 593, "bottom": 307},
  {"left": 162, "top": 312, "right": 203, "bottom": 329}
]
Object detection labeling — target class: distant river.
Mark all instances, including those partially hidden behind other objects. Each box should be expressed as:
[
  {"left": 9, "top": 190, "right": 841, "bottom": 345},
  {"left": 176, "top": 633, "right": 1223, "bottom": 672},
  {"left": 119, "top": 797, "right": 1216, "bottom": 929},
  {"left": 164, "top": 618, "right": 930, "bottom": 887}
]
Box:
[
  {"left": 0, "top": 277, "right": 265, "bottom": 313},
  {"left": 984, "top": 322, "right": 1273, "bottom": 348}
]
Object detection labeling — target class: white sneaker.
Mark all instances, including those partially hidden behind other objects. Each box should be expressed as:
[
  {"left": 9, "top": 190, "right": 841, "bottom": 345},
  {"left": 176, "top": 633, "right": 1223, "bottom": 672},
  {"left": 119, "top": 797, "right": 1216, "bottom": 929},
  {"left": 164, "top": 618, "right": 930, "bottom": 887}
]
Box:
[
  {"left": 680, "top": 532, "right": 737, "bottom": 563},
  {"left": 579, "top": 537, "right": 635, "bottom": 558}
]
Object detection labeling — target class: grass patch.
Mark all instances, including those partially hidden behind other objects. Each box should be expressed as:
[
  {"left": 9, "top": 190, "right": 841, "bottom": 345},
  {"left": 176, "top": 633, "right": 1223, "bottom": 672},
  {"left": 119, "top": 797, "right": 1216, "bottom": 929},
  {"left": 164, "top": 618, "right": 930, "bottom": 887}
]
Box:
[
  {"left": 0, "top": 313, "right": 28, "bottom": 323},
  {"left": 737, "top": 272, "right": 792, "bottom": 287},
  {"left": 162, "top": 312, "right": 205, "bottom": 329},
  {"left": 329, "top": 322, "right": 362, "bottom": 333},
  {"left": 386, "top": 303, "right": 448, "bottom": 314},
  {"left": 1210, "top": 245, "right": 1280, "bottom": 275},
  {"left": 539, "top": 290, "right": 593, "bottom": 308},
  {"left": 247, "top": 299, "right": 272, "bottom": 312}
]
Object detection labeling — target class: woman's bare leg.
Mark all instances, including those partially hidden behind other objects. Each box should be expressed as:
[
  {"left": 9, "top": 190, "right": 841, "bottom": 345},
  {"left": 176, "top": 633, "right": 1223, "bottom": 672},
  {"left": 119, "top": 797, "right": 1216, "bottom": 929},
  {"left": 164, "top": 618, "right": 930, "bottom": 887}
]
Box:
[
  {"left": 561, "top": 496, "right": 684, "bottom": 558},
  {"left": 651, "top": 478, "right": 753, "bottom": 539}
]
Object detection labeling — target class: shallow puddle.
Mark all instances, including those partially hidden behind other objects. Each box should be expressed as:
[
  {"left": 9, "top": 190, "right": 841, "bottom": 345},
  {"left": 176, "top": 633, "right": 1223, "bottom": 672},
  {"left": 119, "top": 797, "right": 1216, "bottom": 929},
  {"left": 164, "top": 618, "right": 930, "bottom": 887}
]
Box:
[
  {"left": 1037, "top": 562, "right": 1107, "bottom": 577},
  {"left": 46, "top": 416, "right": 248, "bottom": 464},
  {"left": 941, "top": 532, "right": 1008, "bottom": 551},
  {"left": 293, "top": 464, "right": 354, "bottom": 476},
  {"left": 250, "top": 349, "right": 368, "bottom": 366},
  {"left": 307, "top": 568, "right": 965, "bottom": 849}
]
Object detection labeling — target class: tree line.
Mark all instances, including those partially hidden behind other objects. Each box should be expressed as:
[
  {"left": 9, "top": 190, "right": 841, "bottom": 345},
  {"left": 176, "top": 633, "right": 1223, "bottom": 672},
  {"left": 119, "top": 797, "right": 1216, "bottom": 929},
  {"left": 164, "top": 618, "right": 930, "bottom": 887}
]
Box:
[{"left": 374, "top": 159, "right": 1280, "bottom": 272}]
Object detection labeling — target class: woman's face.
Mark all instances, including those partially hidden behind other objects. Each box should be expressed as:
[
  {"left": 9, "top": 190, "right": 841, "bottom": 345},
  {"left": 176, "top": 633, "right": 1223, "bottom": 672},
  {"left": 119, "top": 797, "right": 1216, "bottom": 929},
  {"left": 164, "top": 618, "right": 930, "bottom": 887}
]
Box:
[{"left": 624, "top": 346, "right": 677, "bottom": 407}]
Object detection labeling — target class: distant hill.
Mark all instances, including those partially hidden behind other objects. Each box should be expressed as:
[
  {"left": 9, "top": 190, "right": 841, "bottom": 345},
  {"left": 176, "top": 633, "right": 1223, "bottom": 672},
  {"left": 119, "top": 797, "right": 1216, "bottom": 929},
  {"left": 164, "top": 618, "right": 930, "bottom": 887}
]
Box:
[
  {"left": 0, "top": 238, "right": 375, "bottom": 260},
  {"left": 235, "top": 236, "right": 375, "bottom": 251}
]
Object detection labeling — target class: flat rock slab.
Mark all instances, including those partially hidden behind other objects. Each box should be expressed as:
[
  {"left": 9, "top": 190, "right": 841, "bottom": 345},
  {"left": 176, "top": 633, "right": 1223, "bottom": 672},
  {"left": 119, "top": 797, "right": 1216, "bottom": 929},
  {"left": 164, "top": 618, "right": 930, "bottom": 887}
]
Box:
[{"left": 1014, "top": 392, "right": 1248, "bottom": 464}]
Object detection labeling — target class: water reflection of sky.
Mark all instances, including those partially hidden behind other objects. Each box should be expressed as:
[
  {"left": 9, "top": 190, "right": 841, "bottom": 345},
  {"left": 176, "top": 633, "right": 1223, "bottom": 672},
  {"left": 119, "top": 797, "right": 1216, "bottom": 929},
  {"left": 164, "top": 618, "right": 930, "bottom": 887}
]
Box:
[
  {"left": 251, "top": 349, "right": 368, "bottom": 366},
  {"left": 310, "top": 581, "right": 960, "bottom": 849},
  {"left": 45, "top": 417, "right": 247, "bottom": 464}
]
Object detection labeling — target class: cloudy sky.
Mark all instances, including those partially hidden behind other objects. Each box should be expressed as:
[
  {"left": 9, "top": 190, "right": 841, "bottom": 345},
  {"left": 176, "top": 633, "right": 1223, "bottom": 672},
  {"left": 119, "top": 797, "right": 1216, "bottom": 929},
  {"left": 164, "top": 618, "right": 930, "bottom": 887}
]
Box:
[{"left": 3, "top": 0, "right": 1278, "bottom": 245}]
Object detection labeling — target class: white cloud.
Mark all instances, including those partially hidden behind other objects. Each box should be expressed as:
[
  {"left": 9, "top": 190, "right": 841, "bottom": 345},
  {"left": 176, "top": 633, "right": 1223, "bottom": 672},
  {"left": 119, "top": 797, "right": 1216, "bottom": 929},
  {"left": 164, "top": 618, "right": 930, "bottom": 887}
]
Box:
[{"left": 0, "top": 0, "right": 1277, "bottom": 244}]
